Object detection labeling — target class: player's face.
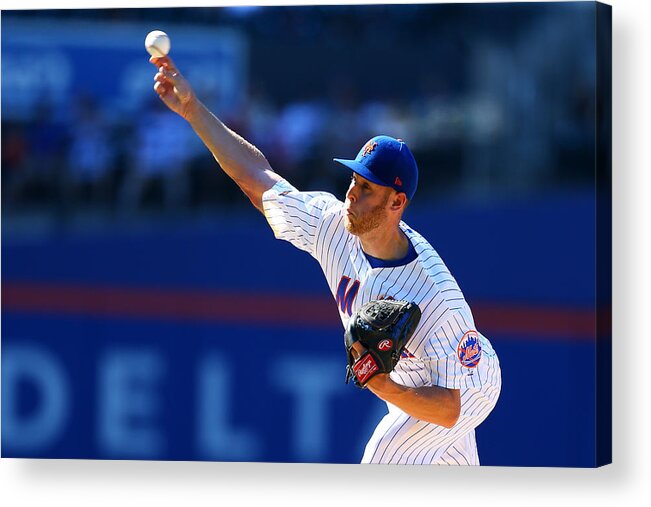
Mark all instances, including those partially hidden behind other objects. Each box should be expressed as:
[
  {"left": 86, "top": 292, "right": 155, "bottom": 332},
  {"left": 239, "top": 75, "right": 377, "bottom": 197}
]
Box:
[{"left": 344, "top": 173, "right": 394, "bottom": 236}]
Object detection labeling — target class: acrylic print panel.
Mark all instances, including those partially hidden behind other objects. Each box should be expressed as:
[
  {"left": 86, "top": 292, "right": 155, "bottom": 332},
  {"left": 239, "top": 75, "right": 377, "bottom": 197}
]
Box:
[{"left": 1, "top": 2, "right": 611, "bottom": 466}]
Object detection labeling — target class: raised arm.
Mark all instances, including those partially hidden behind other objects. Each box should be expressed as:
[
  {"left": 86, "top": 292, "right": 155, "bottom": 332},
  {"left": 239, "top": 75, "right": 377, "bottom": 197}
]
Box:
[{"left": 151, "top": 56, "right": 282, "bottom": 213}]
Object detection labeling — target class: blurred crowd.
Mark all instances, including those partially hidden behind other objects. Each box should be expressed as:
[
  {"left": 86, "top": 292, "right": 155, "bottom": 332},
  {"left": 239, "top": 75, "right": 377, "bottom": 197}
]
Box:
[
  {"left": 2, "top": 5, "right": 599, "bottom": 223},
  {"left": 2, "top": 86, "right": 474, "bottom": 216}
]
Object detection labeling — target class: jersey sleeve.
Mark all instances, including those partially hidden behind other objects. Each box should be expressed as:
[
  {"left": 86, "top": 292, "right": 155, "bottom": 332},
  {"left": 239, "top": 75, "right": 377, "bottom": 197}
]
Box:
[
  {"left": 262, "top": 179, "right": 342, "bottom": 257},
  {"left": 422, "top": 310, "right": 491, "bottom": 390}
]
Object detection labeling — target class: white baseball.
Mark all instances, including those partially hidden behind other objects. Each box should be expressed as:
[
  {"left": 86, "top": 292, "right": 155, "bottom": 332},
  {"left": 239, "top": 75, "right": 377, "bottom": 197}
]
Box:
[{"left": 145, "top": 30, "right": 171, "bottom": 57}]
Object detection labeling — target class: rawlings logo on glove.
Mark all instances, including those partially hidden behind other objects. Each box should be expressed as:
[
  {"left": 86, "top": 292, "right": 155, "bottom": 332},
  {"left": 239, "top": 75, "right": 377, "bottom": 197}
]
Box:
[{"left": 344, "top": 299, "right": 422, "bottom": 388}]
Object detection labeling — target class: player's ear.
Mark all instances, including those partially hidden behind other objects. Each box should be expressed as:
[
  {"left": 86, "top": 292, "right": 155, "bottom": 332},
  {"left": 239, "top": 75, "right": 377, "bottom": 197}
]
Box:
[{"left": 389, "top": 191, "right": 408, "bottom": 212}]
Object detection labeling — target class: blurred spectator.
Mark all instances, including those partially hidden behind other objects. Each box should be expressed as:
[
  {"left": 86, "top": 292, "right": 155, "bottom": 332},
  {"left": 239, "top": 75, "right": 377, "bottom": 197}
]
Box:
[
  {"left": 63, "top": 95, "right": 115, "bottom": 210},
  {"left": 323, "top": 76, "right": 364, "bottom": 156},
  {"left": 244, "top": 84, "right": 282, "bottom": 162},
  {"left": 119, "top": 98, "right": 196, "bottom": 214},
  {"left": 275, "top": 98, "right": 328, "bottom": 189},
  {"left": 5, "top": 99, "right": 68, "bottom": 210},
  {"left": 1, "top": 122, "right": 28, "bottom": 208}
]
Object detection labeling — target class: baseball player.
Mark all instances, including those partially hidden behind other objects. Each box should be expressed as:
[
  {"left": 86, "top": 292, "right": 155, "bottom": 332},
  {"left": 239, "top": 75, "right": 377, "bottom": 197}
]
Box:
[{"left": 151, "top": 56, "right": 501, "bottom": 465}]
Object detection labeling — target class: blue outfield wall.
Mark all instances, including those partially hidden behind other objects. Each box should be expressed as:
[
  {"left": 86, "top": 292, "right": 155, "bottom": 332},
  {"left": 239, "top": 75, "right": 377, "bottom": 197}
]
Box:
[{"left": 1, "top": 191, "right": 601, "bottom": 466}]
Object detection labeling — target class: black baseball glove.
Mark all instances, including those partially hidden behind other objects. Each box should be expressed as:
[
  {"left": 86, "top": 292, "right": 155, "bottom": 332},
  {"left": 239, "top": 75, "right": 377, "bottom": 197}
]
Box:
[{"left": 344, "top": 299, "right": 422, "bottom": 388}]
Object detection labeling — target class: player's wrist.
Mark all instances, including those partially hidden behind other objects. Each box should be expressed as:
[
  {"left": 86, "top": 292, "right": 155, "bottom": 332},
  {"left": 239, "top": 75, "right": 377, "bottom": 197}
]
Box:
[
  {"left": 182, "top": 95, "right": 203, "bottom": 123},
  {"left": 366, "top": 373, "right": 402, "bottom": 395}
]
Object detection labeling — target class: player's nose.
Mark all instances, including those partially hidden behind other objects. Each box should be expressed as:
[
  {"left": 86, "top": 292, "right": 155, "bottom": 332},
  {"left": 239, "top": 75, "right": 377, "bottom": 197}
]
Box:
[{"left": 346, "top": 186, "right": 358, "bottom": 203}]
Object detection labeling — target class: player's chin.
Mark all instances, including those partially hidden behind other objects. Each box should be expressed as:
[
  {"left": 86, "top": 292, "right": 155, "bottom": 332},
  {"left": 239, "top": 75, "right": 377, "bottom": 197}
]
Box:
[{"left": 344, "top": 216, "right": 358, "bottom": 235}]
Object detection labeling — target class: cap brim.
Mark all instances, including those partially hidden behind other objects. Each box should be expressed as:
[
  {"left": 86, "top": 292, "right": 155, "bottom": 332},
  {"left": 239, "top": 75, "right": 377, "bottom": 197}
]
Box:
[{"left": 333, "top": 158, "right": 391, "bottom": 188}]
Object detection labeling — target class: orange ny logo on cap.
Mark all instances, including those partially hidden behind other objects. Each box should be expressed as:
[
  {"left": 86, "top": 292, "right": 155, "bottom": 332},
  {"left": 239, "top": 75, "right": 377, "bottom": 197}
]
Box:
[
  {"left": 394, "top": 176, "right": 403, "bottom": 186},
  {"left": 362, "top": 141, "right": 378, "bottom": 157}
]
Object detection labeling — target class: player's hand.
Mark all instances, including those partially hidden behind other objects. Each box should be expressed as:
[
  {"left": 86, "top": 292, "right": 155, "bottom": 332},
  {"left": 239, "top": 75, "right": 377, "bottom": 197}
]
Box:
[
  {"left": 350, "top": 341, "right": 392, "bottom": 390},
  {"left": 150, "top": 56, "right": 196, "bottom": 120}
]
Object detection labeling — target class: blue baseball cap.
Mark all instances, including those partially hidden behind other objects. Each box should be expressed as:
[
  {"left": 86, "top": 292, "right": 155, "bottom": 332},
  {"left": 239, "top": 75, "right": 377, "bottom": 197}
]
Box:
[{"left": 333, "top": 135, "right": 419, "bottom": 200}]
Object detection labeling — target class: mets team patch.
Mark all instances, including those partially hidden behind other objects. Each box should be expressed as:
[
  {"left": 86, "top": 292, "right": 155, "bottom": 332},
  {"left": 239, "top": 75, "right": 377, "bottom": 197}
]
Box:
[{"left": 457, "top": 330, "right": 482, "bottom": 368}]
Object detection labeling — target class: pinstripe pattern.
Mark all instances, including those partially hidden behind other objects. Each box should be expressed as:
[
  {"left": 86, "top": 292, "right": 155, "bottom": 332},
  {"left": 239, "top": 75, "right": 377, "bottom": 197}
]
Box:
[{"left": 262, "top": 179, "right": 501, "bottom": 465}]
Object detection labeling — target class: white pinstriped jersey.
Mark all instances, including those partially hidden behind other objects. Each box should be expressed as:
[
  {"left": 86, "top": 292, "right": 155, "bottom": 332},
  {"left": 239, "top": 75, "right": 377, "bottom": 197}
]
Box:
[{"left": 262, "top": 179, "right": 501, "bottom": 465}]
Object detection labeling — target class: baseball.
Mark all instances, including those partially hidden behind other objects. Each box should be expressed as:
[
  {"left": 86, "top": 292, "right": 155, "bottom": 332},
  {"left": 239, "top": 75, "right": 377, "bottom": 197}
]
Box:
[{"left": 145, "top": 30, "right": 171, "bottom": 57}]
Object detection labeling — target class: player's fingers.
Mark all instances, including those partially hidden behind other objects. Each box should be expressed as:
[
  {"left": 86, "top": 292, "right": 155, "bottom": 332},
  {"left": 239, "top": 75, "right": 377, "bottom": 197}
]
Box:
[
  {"left": 149, "top": 55, "right": 165, "bottom": 68},
  {"left": 158, "top": 66, "right": 181, "bottom": 84},
  {"left": 150, "top": 55, "right": 179, "bottom": 73},
  {"left": 149, "top": 55, "right": 170, "bottom": 67},
  {"left": 154, "top": 71, "right": 170, "bottom": 84},
  {"left": 153, "top": 81, "right": 170, "bottom": 97}
]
